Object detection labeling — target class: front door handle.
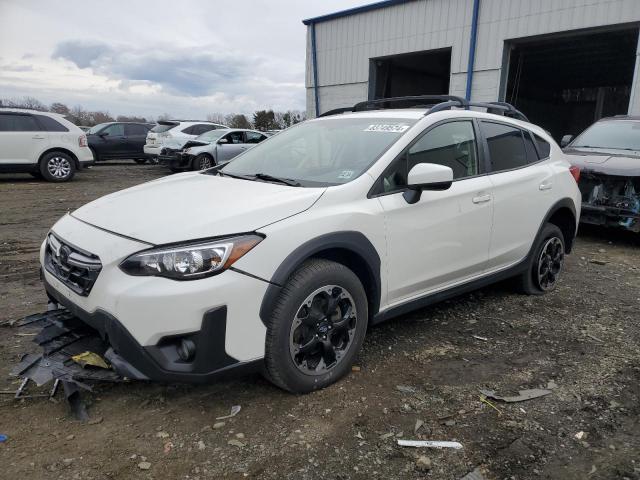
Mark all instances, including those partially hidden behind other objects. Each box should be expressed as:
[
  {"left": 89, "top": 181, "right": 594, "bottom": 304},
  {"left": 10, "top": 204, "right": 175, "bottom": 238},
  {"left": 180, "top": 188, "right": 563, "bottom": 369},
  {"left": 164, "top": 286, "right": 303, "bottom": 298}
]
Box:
[
  {"left": 32, "top": 135, "right": 46, "bottom": 139},
  {"left": 472, "top": 194, "right": 492, "bottom": 204}
]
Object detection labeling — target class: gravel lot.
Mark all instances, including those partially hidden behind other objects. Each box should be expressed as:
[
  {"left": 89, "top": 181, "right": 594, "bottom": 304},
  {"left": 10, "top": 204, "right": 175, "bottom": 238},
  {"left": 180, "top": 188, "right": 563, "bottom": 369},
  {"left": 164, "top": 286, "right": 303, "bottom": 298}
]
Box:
[{"left": 0, "top": 163, "right": 639, "bottom": 480}]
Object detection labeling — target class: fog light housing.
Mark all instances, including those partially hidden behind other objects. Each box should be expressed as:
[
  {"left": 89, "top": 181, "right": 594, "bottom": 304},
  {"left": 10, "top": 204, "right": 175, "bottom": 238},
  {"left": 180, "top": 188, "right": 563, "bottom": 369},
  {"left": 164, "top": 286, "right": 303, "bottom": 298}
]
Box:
[{"left": 177, "top": 338, "right": 196, "bottom": 362}]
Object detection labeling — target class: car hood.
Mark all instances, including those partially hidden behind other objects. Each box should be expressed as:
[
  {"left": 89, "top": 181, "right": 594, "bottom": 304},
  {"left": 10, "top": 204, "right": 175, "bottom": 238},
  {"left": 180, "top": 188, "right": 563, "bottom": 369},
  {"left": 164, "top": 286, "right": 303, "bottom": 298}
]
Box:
[
  {"left": 71, "top": 173, "right": 325, "bottom": 244},
  {"left": 564, "top": 149, "right": 640, "bottom": 176}
]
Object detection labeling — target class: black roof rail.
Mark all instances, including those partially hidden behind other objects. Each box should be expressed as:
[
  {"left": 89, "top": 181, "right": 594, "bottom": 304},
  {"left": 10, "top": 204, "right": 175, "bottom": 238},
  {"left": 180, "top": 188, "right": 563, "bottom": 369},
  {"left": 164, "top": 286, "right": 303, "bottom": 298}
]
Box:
[{"left": 317, "top": 95, "right": 529, "bottom": 122}]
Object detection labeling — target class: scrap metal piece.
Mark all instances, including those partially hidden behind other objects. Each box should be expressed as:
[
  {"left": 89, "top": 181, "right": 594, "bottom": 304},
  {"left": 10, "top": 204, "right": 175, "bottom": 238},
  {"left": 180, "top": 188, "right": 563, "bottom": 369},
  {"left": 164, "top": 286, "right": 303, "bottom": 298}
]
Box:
[
  {"left": 397, "top": 439, "right": 463, "bottom": 449},
  {"left": 479, "top": 388, "right": 552, "bottom": 403},
  {"left": 63, "top": 380, "right": 89, "bottom": 422}
]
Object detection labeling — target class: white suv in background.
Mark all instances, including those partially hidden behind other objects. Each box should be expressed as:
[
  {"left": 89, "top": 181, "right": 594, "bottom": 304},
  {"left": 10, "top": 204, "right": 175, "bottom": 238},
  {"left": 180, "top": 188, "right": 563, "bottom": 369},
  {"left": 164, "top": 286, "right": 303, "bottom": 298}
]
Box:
[
  {"left": 0, "top": 108, "right": 94, "bottom": 181},
  {"left": 34, "top": 96, "right": 581, "bottom": 394},
  {"left": 144, "top": 120, "right": 227, "bottom": 159}
]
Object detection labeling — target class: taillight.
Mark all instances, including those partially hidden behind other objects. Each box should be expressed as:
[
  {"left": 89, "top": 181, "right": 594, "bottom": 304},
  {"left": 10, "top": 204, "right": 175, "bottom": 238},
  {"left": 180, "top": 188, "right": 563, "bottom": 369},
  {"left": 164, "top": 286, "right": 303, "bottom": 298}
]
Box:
[
  {"left": 78, "top": 135, "right": 87, "bottom": 147},
  {"left": 569, "top": 165, "right": 581, "bottom": 183}
]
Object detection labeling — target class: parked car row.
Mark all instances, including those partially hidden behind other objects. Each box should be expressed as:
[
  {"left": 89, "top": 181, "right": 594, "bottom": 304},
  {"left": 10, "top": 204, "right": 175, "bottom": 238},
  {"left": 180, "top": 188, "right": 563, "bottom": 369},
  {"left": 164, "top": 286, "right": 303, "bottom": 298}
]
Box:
[{"left": 0, "top": 106, "right": 638, "bottom": 237}]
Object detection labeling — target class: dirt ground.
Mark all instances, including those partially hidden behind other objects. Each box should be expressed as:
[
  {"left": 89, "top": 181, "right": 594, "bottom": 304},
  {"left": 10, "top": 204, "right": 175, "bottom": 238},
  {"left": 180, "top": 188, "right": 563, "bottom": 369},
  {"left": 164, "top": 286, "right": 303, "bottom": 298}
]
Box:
[{"left": 0, "top": 163, "right": 638, "bottom": 480}]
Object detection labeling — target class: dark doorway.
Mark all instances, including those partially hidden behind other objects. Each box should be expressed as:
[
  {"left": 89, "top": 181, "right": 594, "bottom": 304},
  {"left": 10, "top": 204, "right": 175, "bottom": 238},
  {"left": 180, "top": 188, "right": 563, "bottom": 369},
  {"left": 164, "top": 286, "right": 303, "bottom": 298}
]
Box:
[
  {"left": 504, "top": 27, "right": 638, "bottom": 141},
  {"left": 370, "top": 48, "right": 451, "bottom": 99}
]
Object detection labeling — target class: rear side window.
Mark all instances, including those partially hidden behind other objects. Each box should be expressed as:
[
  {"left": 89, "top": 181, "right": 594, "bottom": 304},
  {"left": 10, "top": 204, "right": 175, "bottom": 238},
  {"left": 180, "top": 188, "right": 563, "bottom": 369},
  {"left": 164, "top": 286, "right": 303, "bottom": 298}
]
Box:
[
  {"left": 125, "top": 124, "right": 149, "bottom": 136},
  {"left": 534, "top": 134, "right": 551, "bottom": 158},
  {"left": 182, "top": 125, "right": 197, "bottom": 135},
  {"left": 0, "top": 113, "right": 41, "bottom": 132},
  {"left": 195, "top": 124, "right": 217, "bottom": 135},
  {"left": 35, "top": 115, "right": 68, "bottom": 132},
  {"left": 481, "top": 122, "right": 527, "bottom": 172},
  {"left": 151, "top": 123, "right": 176, "bottom": 133}
]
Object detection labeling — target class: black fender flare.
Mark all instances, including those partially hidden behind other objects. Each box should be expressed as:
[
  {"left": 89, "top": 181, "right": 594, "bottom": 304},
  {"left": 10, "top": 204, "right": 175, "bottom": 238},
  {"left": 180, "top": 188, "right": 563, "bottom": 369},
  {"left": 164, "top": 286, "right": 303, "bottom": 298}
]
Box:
[
  {"left": 534, "top": 197, "right": 577, "bottom": 254},
  {"left": 258, "top": 231, "right": 382, "bottom": 326}
]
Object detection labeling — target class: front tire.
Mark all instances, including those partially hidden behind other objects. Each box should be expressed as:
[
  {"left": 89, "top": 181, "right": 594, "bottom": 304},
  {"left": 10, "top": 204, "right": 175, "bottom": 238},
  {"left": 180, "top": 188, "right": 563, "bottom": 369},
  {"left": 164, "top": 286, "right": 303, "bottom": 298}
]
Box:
[
  {"left": 39, "top": 151, "right": 76, "bottom": 182},
  {"left": 515, "top": 223, "right": 565, "bottom": 295},
  {"left": 192, "top": 153, "right": 215, "bottom": 171},
  {"left": 264, "top": 259, "right": 368, "bottom": 393}
]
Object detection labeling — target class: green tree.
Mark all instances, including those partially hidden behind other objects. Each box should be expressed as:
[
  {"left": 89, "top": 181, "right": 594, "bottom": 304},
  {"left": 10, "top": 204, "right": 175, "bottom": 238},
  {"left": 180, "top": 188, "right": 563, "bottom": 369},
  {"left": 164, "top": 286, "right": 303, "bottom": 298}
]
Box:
[{"left": 252, "top": 110, "right": 279, "bottom": 131}]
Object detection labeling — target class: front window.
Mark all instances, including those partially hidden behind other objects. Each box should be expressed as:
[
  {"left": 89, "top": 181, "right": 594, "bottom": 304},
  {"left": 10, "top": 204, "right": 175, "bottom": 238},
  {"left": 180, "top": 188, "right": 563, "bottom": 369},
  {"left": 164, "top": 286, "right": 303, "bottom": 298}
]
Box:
[
  {"left": 220, "top": 117, "right": 417, "bottom": 187},
  {"left": 571, "top": 120, "right": 640, "bottom": 152},
  {"left": 87, "top": 123, "right": 108, "bottom": 134}
]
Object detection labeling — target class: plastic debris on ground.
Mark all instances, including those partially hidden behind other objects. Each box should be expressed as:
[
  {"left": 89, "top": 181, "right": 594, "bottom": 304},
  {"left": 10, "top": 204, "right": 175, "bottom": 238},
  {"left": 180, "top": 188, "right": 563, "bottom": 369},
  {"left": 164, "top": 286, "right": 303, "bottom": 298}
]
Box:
[
  {"left": 479, "top": 388, "right": 552, "bottom": 403},
  {"left": 397, "top": 439, "right": 463, "bottom": 449},
  {"left": 216, "top": 405, "right": 241, "bottom": 420}
]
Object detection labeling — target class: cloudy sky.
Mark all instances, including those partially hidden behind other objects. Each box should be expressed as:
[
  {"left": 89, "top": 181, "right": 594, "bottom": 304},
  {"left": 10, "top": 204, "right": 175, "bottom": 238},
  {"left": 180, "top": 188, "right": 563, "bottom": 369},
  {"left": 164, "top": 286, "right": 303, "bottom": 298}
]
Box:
[{"left": 0, "top": 0, "right": 364, "bottom": 119}]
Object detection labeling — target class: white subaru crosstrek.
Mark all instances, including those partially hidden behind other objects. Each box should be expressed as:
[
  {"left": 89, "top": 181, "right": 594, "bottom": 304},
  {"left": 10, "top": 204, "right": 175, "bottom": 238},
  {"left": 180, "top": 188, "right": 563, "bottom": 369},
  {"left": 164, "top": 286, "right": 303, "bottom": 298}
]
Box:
[
  {"left": 0, "top": 108, "right": 94, "bottom": 181},
  {"left": 39, "top": 97, "right": 581, "bottom": 393}
]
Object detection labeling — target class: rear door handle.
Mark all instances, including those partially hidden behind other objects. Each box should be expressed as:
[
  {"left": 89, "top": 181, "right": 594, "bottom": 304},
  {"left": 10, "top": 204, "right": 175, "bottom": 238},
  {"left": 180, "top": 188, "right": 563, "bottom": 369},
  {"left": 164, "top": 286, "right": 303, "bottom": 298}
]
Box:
[
  {"left": 472, "top": 194, "right": 492, "bottom": 204},
  {"left": 539, "top": 181, "right": 553, "bottom": 191},
  {"left": 32, "top": 135, "right": 45, "bottom": 139}
]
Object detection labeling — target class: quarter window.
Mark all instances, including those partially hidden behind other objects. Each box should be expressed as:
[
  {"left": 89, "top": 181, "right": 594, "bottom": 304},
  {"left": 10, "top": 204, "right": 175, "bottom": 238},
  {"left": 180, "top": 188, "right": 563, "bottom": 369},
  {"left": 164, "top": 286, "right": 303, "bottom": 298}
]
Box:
[
  {"left": 380, "top": 121, "right": 478, "bottom": 193},
  {"left": 534, "top": 134, "right": 551, "bottom": 158},
  {"left": 481, "top": 122, "right": 527, "bottom": 172}
]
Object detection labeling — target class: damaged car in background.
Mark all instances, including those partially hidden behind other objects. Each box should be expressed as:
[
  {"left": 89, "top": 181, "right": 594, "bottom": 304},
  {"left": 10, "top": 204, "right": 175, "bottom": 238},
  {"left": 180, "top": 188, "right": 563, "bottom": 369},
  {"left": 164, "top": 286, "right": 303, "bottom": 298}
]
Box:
[
  {"left": 157, "top": 128, "right": 268, "bottom": 172},
  {"left": 562, "top": 116, "right": 640, "bottom": 232}
]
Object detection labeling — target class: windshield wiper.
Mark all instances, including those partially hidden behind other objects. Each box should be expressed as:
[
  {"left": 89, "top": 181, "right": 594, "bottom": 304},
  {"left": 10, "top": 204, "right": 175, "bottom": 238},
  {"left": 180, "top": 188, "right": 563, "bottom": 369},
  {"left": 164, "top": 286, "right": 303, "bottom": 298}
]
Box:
[
  {"left": 208, "top": 169, "right": 252, "bottom": 180},
  {"left": 251, "top": 173, "right": 301, "bottom": 187}
]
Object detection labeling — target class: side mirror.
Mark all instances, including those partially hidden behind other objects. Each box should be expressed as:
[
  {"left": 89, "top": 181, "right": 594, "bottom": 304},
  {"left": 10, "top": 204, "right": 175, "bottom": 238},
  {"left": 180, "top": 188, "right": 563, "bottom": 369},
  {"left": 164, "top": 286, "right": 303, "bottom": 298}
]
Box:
[
  {"left": 218, "top": 138, "right": 228, "bottom": 144},
  {"left": 560, "top": 135, "right": 573, "bottom": 148},
  {"left": 99, "top": 132, "right": 109, "bottom": 137},
  {"left": 403, "top": 163, "right": 453, "bottom": 204}
]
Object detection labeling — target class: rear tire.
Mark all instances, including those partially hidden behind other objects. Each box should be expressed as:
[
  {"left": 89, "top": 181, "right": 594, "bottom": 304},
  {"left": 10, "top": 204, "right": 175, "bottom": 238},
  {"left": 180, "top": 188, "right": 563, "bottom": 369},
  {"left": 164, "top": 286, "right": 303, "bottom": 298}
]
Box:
[
  {"left": 514, "top": 223, "right": 565, "bottom": 295},
  {"left": 192, "top": 153, "right": 215, "bottom": 171},
  {"left": 134, "top": 158, "right": 148, "bottom": 164},
  {"left": 39, "top": 151, "right": 76, "bottom": 182},
  {"left": 263, "top": 259, "right": 368, "bottom": 393}
]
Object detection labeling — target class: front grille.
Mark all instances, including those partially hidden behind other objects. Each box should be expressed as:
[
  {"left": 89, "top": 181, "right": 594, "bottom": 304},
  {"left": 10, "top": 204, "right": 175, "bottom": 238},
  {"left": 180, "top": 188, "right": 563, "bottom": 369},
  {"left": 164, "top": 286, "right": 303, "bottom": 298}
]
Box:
[{"left": 44, "top": 233, "right": 102, "bottom": 296}]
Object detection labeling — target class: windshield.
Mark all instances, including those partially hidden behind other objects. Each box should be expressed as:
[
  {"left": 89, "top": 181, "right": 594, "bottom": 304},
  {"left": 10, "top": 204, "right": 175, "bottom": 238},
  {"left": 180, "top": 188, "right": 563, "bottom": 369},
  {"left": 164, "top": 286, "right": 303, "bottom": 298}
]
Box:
[
  {"left": 87, "top": 123, "right": 108, "bottom": 134},
  {"left": 196, "top": 129, "right": 228, "bottom": 142},
  {"left": 572, "top": 120, "right": 640, "bottom": 151},
  {"left": 219, "top": 117, "right": 417, "bottom": 187}
]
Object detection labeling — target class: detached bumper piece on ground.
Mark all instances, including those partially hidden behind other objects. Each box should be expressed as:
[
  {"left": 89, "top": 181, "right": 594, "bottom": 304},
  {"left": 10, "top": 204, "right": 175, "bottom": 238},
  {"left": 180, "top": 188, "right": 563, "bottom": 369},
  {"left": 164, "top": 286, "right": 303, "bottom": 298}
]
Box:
[{"left": 11, "top": 309, "right": 127, "bottom": 420}]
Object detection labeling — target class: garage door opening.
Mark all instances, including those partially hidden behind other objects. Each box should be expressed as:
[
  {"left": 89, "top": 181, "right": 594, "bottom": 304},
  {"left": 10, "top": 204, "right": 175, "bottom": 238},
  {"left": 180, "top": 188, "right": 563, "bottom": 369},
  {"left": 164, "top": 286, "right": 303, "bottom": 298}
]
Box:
[
  {"left": 370, "top": 48, "right": 451, "bottom": 100},
  {"left": 504, "top": 28, "right": 638, "bottom": 141}
]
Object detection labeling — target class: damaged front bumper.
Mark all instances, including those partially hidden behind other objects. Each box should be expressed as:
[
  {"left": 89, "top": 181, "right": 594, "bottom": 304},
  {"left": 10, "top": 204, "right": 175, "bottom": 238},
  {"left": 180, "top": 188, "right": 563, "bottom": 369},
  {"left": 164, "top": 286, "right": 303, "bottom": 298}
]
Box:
[
  {"left": 157, "top": 149, "right": 193, "bottom": 170},
  {"left": 579, "top": 172, "right": 640, "bottom": 232},
  {"left": 11, "top": 309, "right": 142, "bottom": 389}
]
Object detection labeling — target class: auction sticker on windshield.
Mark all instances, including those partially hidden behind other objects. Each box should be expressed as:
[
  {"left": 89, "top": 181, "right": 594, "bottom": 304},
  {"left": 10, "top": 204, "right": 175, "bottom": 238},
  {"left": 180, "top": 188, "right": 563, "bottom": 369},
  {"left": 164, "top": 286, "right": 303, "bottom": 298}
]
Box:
[{"left": 364, "top": 124, "right": 410, "bottom": 133}]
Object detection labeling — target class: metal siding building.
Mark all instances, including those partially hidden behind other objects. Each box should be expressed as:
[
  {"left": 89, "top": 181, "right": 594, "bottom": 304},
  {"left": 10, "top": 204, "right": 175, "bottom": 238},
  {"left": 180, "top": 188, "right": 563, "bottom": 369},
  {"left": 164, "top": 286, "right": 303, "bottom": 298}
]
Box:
[{"left": 304, "top": 0, "right": 640, "bottom": 138}]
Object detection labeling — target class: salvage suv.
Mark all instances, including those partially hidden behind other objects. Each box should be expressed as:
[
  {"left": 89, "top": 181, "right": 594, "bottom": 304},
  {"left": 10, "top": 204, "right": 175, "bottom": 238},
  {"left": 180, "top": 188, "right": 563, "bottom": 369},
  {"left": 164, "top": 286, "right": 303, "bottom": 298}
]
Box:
[{"left": 35, "top": 96, "right": 581, "bottom": 393}]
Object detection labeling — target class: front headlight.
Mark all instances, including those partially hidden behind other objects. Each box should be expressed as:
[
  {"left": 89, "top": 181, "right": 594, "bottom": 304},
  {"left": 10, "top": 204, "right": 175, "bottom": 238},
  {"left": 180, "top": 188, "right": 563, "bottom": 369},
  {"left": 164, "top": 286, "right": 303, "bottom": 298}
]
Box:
[{"left": 120, "top": 234, "right": 263, "bottom": 280}]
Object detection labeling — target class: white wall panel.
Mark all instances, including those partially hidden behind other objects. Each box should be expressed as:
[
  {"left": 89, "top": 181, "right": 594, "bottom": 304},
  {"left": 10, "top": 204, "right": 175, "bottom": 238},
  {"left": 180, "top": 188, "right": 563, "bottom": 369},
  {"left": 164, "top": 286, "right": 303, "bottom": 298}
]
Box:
[{"left": 306, "top": 0, "right": 640, "bottom": 115}]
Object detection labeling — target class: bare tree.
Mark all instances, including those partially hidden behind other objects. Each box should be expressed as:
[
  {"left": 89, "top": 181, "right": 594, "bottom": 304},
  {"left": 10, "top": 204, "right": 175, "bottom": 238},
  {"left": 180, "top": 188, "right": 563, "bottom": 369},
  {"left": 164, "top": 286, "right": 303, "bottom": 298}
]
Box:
[
  {"left": 50, "top": 102, "right": 70, "bottom": 115},
  {"left": 157, "top": 113, "right": 172, "bottom": 122},
  {"left": 206, "top": 112, "right": 227, "bottom": 125}
]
